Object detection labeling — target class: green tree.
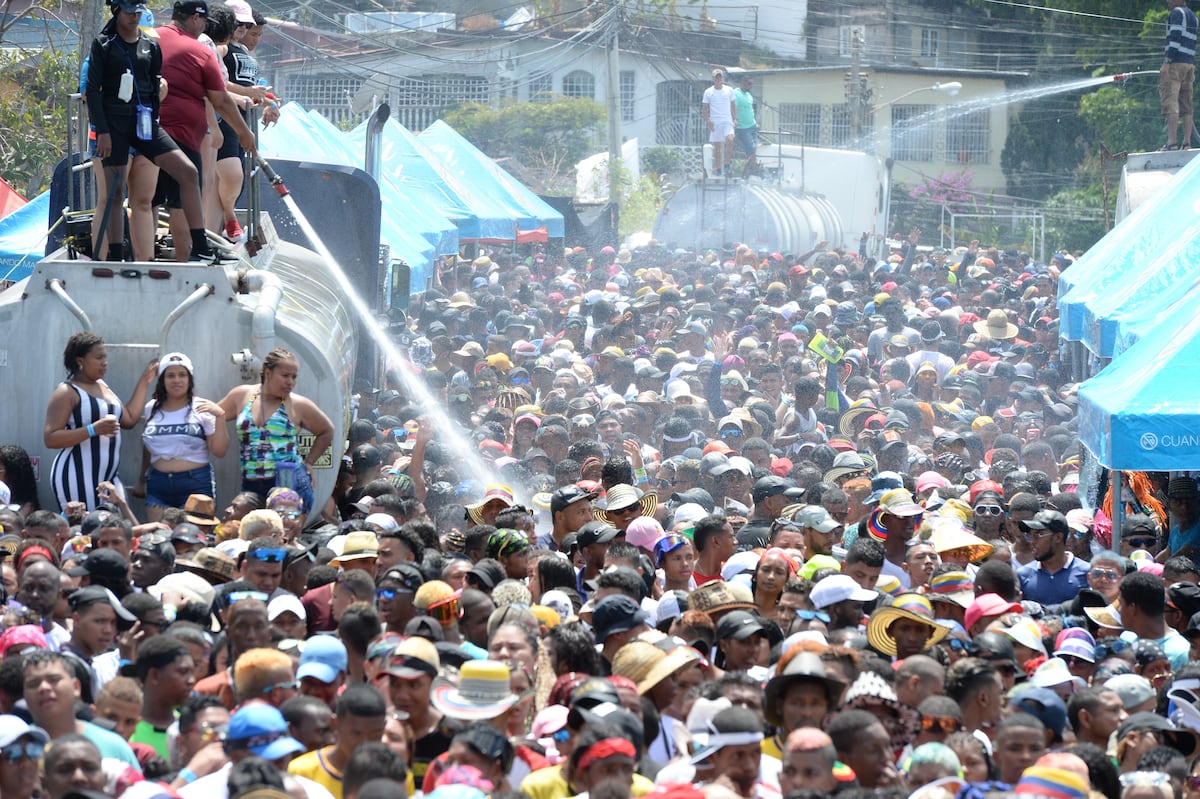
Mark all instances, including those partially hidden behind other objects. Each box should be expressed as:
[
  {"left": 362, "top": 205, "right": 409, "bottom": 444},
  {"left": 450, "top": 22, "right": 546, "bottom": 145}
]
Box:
[
  {"left": 0, "top": 46, "right": 75, "bottom": 196},
  {"left": 441, "top": 95, "right": 604, "bottom": 195}
]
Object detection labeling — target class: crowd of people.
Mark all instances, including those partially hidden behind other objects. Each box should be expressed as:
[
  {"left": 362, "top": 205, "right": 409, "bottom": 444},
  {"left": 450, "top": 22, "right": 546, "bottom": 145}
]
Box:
[{"left": 1, "top": 235, "right": 1199, "bottom": 799}]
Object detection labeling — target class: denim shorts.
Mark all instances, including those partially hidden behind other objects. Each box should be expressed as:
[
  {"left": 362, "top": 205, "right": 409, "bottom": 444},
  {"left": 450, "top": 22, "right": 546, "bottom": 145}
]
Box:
[{"left": 146, "top": 464, "right": 214, "bottom": 508}]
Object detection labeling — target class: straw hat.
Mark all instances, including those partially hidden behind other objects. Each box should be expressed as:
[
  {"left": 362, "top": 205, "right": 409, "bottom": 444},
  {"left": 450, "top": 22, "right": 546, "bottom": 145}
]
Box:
[
  {"left": 973, "top": 309, "right": 1018, "bottom": 340},
  {"left": 330, "top": 531, "right": 379, "bottom": 566},
  {"left": 465, "top": 485, "right": 515, "bottom": 525},
  {"left": 594, "top": 484, "right": 657, "bottom": 525},
  {"left": 927, "top": 521, "right": 993, "bottom": 563},
  {"left": 612, "top": 639, "right": 701, "bottom": 695},
  {"left": 823, "top": 452, "right": 872, "bottom": 484},
  {"left": 431, "top": 660, "right": 524, "bottom": 720},
  {"left": 866, "top": 593, "right": 948, "bottom": 656},
  {"left": 176, "top": 547, "right": 237, "bottom": 584},
  {"left": 690, "top": 581, "right": 756, "bottom": 616},
  {"left": 1084, "top": 603, "right": 1123, "bottom": 629}
]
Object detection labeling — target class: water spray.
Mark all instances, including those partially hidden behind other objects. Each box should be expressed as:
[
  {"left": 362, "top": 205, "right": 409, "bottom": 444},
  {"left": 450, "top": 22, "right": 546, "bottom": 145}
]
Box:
[{"left": 254, "top": 154, "right": 290, "bottom": 198}]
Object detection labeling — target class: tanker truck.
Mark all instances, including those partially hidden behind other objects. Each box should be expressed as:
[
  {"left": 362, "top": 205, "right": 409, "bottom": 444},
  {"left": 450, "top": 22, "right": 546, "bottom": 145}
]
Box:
[{"left": 653, "top": 145, "right": 888, "bottom": 255}]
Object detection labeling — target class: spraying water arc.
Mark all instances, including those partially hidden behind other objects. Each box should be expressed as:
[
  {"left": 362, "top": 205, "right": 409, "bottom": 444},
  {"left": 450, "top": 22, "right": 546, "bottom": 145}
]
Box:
[{"left": 255, "top": 154, "right": 505, "bottom": 494}]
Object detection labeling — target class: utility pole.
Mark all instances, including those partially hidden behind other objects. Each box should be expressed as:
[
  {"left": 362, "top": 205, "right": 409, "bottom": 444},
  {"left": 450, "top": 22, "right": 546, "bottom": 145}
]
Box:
[
  {"left": 606, "top": 1, "right": 622, "bottom": 209},
  {"left": 845, "top": 28, "right": 871, "bottom": 151}
]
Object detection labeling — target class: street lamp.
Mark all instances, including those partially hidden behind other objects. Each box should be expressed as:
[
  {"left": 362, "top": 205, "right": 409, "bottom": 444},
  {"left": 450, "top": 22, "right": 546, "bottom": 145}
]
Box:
[{"left": 871, "top": 80, "right": 962, "bottom": 112}]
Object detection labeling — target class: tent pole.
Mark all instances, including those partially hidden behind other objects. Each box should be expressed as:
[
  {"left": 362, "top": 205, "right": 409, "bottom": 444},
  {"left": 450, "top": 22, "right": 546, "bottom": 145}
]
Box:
[{"left": 1111, "top": 470, "right": 1124, "bottom": 552}]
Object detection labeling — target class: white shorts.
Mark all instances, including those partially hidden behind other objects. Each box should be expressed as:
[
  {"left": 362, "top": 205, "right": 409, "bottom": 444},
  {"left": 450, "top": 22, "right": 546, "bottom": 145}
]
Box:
[{"left": 709, "top": 120, "right": 734, "bottom": 143}]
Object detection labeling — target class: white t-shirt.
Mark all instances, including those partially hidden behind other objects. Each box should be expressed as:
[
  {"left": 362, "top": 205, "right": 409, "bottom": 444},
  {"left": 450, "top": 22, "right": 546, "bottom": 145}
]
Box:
[
  {"left": 142, "top": 402, "right": 217, "bottom": 464},
  {"left": 180, "top": 763, "right": 334, "bottom": 799},
  {"left": 703, "top": 85, "right": 735, "bottom": 125}
]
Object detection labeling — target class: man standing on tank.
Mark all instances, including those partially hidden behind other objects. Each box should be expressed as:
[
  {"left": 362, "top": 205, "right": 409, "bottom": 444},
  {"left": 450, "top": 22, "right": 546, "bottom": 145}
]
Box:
[
  {"left": 1161, "top": 0, "right": 1198, "bottom": 150},
  {"left": 733, "top": 74, "right": 759, "bottom": 177},
  {"left": 702, "top": 68, "right": 736, "bottom": 178},
  {"left": 155, "top": 0, "right": 257, "bottom": 260}
]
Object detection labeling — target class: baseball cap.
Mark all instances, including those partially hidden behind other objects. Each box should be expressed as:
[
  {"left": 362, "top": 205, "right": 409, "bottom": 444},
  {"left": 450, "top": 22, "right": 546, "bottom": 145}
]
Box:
[
  {"left": 67, "top": 586, "right": 137, "bottom": 627},
  {"left": 227, "top": 0, "right": 253, "bottom": 22},
  {"left": 577, "top": 521, "right": 620, "bottom": 548},
  {"left": 1116, "top": 712, "right": 1196, "bottom": 754},
  {"left": 964, "top": 593, "right": 1024, "bottom": 631},
  {"left": 68, "top": 548, "right": 129, "bottom": 581},
  {"left": 810, "top": 574, "right": 877, "bottom": 609},
  {"left": 551, "top": 485, "right": 597, "bottom": 514},
  {"left": 793, "top": 505, "right": 840, "bottom": 533},
  {"left": 170, "top": 522, "right": 206, "bottom": 545},
  {"left": 380, "top": 563, "right": 425, "bottom": 593},
  {"left": 0, "top": 715, "right": 49, "bottom": 747},
  {"left": 172, "top": 0, "right": 207, "bottom": 15},
  {"left": 1020, "top": 510, "right": 1069, "bottom": 537},
  {"left": 752, "top": 475, "right": 795, "bottom": 502},
  {"left": 226, "top": 704, "right": 304, "bottom": 760},
  {"left": 1009, "top": 686, "right": 1068, "bottom": 742},
  {"left": 714, "top": 611, "right": 767, "bottom": 641},
  {"left": 592, "top": 595, "right": 650, "bottom": 641},
  {"left": 296, "top": 634, "right": 348, "bottom": 684}
]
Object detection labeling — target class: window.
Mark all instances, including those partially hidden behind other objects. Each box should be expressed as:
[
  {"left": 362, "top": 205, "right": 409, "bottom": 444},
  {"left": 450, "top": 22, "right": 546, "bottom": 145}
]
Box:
[
  {"left": 620, "top": 70, "right": 635, "bottom": 122},
  {"left": 284, "top": 75, "right": 364, "bottom": 125},
  {"left": 528, "top": 72, "right": 552, "bottom": 103},
  {"left": 945, "top": 108, "right": 990, "bottom": 164},
  {"left": 920, "top": 29, "right": 940, "bottom": 60},
  {"left": 891, "top": 104, "right": 935, "bottom": 162},
  {"left": 655, "top": 80, "right": 706, "bottom": 145},
  {"left": 562, "top": 70, "right": 595, "bottom": 99},
  {"left": 392, "top": 74, "right": 490, "bottom": 132},
  {"left": 839, "top": 25, "right": 865, "bottom": 57},
  {"left": 778, "top": 103, "right": 821, "bottom": 146},
  {"left": 829, "top": 104, "right": 852, "bottom": 148}
]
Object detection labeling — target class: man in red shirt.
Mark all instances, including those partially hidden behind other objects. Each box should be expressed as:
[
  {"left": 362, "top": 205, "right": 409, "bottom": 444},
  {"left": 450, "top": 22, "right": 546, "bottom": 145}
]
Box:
[{"left": 156, "top": 0, "right": 256, "bottom": 260}]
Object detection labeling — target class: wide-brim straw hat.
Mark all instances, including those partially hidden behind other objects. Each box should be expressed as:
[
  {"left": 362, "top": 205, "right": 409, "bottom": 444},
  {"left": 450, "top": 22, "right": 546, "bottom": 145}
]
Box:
[
  {"left": 594, "top": 484, "right": 657, "bottom": 525},
  {"left": 866, "top": 593, "right": 949, "bottom": 656},
  {"left": 431, "top": 660, "right": 524, "bottom": 720},
  {"left": 973, "top": 309, "right": 1018, "bottom": 340}
]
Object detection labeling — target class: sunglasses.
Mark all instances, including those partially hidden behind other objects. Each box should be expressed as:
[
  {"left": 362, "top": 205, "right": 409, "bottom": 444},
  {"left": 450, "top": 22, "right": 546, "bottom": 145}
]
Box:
[
  {"left": 277, "top": 510, "right": 302, "bottom": 521},
  {"left": 0, "top": 741, "right": 45, "bottom": 763},
  {"left": 1126, "top": 536, "right": 1157, "bottom": 549},
  {"left": 973, "top": 505, "right": 1003, "bottom": 517},
  {"left": 376, "top": 588, "right": 400, "bottom": 601},
  {"left": 1089, "top": 568, "right": 1120, "bottom": 582},
  {"left": 247, "top": 548, "right": 288, "bottom": 562},
  {"left": 511, "top": 376, "right": 530, "bottom": 385},
  {"left": 920, "top": 716, "right": 961, "bottom": 733},
  {"left": 720, "top": 378, "right": 744, "bottom": 386},
  {"left": 720, "top": 429, "right": 743, "bottom": 439},
  {"left": 450, "top": 393, "right": 471, "bottom": 403},
  {"left": 1068, "top": 529, "right": 1091, "bottom": 539},
  {"left": 946, "top": 638, "right": 968, "bottom": 652},
  {"left": 1060, "top": 655, "right": 1092, "bottom": 667},
  {"left": 196, "top": 721, "right": 228, "bottom": 743},
  {"left": 1021, "top": 529, "right": 1056, "bottom": 542},
  {"left": 1094, "top": 640, "right": 1132, "bottom": 659},
  {"left": 795, "top": 609, "right": 831, "bottom": 623},
  {"left": 552, "top": 728, "right": 571, "bottom": 743}
]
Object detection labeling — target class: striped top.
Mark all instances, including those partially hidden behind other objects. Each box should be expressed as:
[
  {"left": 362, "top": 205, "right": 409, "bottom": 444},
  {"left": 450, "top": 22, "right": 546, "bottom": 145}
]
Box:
[
  {"left": 1166, "top": 5, "right": 1198, "bottom": 63},
  {"left": 50, "top": 382, "right": 122, "bottom": 510}
]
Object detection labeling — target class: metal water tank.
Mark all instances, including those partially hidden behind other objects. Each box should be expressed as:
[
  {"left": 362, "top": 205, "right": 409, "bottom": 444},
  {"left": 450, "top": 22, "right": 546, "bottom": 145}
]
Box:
[
  {"left": 0, "top": 215, "right": 355, "bottom": 513},
  {"left": 653, "top": 182, "right": 845, "bottom": 254}
]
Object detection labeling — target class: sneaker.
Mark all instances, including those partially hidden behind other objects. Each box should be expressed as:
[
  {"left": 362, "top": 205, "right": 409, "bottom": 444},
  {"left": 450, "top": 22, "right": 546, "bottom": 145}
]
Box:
[
  {"left": 188, "top": 241, "right": 235, "bottom": 263},
  {"left": 225, "top": 218, "right": 243, "bottom": 241}
]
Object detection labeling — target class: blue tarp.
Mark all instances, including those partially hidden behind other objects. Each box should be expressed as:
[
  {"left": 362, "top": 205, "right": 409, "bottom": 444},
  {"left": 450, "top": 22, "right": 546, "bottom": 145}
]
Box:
[
  {"left": 419, "top": 120, "right": 564, "bottom": 239},
  {"left": 1113, "top": 281, "right": 1200, "bottom": 357},
  {"left": 1078, "top": 214, "right": 1200, "bottom": 357},
  {"left": 0, "top": 192, "right": 50, "bottom": 283},
  {"left": 1079, "top": 305, "right": 1200, "bottom": 470},
  {"left": 1058, "top": 153, "right": 1200, "bottom": 342}
]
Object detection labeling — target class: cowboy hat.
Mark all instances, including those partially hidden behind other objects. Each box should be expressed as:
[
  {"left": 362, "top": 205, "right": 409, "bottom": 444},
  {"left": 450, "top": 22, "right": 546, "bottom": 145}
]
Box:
[
  {"left": 764, "top": 649, "right": 847, "bottom": 727},
  {"left": 866, "top": 593, "right": 949, "bottom": 656}
]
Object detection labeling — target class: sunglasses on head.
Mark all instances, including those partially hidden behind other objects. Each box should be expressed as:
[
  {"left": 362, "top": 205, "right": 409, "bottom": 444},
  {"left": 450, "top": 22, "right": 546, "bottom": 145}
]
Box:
[
  {"left": 1094, "top": 639, "right": 1131, "bottom": 659},
  {"left": 795, "top": 609, "right": 830, "bottom": 623},
  {"left": 247, "top": 547, "right": 288, "bottom": 562}
]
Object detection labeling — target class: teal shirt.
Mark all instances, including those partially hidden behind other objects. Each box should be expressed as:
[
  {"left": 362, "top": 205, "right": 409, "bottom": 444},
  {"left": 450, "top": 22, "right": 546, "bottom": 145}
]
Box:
[
  {"left": 734, "top": 88, "right": 756, "bottom": 128},
  {"left": 83, "top": 721, "right": 142, "bottom": 773}
]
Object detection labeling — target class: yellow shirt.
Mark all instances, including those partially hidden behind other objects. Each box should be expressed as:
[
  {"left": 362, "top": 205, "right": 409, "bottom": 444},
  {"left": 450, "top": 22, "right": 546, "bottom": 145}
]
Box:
[
  {"left": 520, "top": 765, "right": 657, "bottom": 799},
  {"left": 761, "top": 735, "right": 782, "bottom": 761},
  {"left": 289, "top": 748, "right": 343, "bottom": 799}
]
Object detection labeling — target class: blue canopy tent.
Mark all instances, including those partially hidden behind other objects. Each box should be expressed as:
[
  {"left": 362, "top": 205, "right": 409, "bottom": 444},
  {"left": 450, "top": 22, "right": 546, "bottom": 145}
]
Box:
[
  {"left": 1113, "top": 281, "right": 1200, "bottom": 357},
  {"left": 259, "top": 104, "right": 456, "bottom": 287},
  {"left": 419, "top": 120, "right": 564, "bottom": 240},
  {"left": 1058, "top": 153, "right": 1200, "bottom": 342},
  {"left": 0, "top": 192, "right": 51, "bottom": 283},
  {"left": 1077, "top": 214, "right": 1200, "bottom": 358},
  {"left": 1078, "top": 304, "right": 1200, "bottom": 471},
  {"left": 360, "top": 119, "right": 517, "bottom": 242}
]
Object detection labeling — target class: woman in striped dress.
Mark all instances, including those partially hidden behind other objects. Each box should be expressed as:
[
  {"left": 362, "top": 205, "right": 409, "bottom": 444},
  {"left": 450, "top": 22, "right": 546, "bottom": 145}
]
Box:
[{"left": 43, "top": 332, "right": 157, "bottom": 510}]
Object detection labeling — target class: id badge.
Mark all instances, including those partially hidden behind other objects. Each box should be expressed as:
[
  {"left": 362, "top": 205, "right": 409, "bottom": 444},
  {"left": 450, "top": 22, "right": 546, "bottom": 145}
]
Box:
[
  {"left": 118, "top": 70, "right": 133, "bottom": 102},
  {"left": 136, "top": 104, "right": 152, "bottom": 140}
]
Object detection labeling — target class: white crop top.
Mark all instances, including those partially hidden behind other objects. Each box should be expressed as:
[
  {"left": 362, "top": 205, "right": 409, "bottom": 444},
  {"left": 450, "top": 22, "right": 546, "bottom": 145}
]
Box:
[{"left": 142, "top": 402, "right": 217, "bottom": 464}]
